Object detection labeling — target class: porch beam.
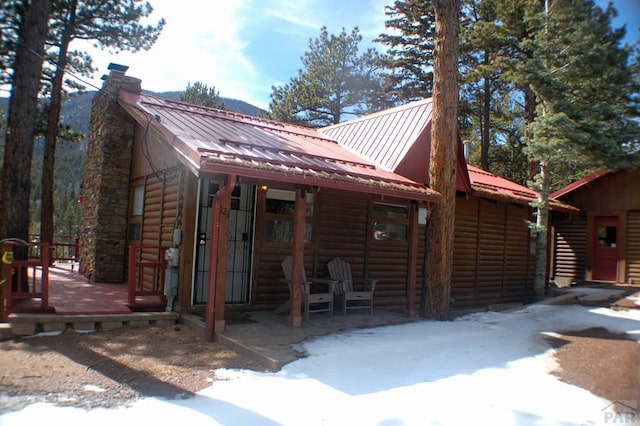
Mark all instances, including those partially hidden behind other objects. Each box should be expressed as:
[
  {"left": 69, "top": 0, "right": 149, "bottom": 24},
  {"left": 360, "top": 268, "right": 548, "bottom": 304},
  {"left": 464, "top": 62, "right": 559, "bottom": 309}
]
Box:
[
  {"left": 199, "top": 162, "right": 441, "bottom": 203},
  {"left": 406, "top": 201, "right": 418, "bottom": 317},
  {"left": 287, "top": 188, "right": 306, "bottom": 327},
  {"left": 205, "top": 174, "right": 236, "bottom": 341}
]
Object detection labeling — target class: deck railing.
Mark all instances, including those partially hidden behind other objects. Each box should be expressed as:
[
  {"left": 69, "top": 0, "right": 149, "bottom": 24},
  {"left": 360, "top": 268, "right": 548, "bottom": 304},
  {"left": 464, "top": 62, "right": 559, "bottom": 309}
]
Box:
[
  {"left": 50, "top": 238, "right": 79, "bottom": 264},
  {"left": 27, "top": 235, "right": 79, "bottom": 266},
  {"left": 1, "top": 240, "right": 51, "bottom": 320},
  {"left": 127, "top": 245, "right": 168, "bottom": 309}
]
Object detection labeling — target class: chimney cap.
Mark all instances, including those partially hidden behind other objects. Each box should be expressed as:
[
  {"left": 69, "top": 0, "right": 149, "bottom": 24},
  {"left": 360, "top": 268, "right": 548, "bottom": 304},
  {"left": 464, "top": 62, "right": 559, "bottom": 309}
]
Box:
[{"left": 108, "top": 63, "right": 129, "bottom": 73}]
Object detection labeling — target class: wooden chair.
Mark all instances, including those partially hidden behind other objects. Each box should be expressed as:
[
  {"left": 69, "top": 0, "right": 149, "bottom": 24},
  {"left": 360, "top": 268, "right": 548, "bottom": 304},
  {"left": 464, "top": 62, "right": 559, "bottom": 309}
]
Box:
[
  {"left": 327, "top": 257, "right": 377, "bottom": 315},
  {"left": 281, "top": 256, "right": 336, "bottom": 321}
]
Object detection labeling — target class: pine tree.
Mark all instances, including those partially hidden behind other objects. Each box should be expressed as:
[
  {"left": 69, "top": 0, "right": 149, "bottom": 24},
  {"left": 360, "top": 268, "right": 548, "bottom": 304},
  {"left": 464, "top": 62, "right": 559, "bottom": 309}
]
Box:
[
  {"left": 1, "top": 0, "right": 52, "bottom": 242},
  {"left": 269, "top": 26, "right": 384, "bottom": 127},
  {"left": 514, "top": 0, "right": 640, "bottom": 299},
  {"left": 180, "top": 82, "right": 226, "bottom": 109},
  {"left": 377, "top": 0, "right": 523, "bottom": 178},
  {"left": 375, "top": 0, "right": 436, "bottom": 103},
  {"left": 426, "top": 0, "right": 460, "bottom": 319},
  {"left": 459, "top": 0, "right": 510, "bottom": 172},
  {"left": 0, "top": 1, "right": 21, "bottom": 86},
  {"left": 39, "top": 0, "right": 165, "bottom": 245}
]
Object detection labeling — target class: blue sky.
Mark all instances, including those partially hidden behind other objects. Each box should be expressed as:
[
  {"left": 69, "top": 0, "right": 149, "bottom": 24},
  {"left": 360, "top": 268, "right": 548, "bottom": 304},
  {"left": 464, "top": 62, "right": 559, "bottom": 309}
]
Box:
[
  {"left": 75, "top": 0, "right": 389, "bottom": 109},
  {"left": 75, "top": 0, "right": 640, "bottom": 110}
]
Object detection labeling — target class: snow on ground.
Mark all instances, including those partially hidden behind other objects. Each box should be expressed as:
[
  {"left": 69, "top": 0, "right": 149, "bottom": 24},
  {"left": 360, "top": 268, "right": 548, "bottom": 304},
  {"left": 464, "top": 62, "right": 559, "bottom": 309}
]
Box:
[{"left": 2, "top": 288, "right": 639, "bottom": 426}]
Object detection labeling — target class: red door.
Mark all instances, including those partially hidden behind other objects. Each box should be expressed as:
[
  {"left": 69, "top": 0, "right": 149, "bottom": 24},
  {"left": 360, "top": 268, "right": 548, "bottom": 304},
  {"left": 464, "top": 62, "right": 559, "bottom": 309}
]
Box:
[{"left": 592, "top": 216, "right": 618, "bottom": 282}]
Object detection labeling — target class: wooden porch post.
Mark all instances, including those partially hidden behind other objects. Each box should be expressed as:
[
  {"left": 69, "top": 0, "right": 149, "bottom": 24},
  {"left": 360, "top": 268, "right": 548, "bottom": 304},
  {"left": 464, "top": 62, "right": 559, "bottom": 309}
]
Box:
[
  {"left": 205, "top": 174, "right": 236, "bottom": 341},
  {"left": 287, "top": 188, "right": 306, "bottom": 327},
  {"left": 406, "top": 201, "right": 418, "bottom": 317}
]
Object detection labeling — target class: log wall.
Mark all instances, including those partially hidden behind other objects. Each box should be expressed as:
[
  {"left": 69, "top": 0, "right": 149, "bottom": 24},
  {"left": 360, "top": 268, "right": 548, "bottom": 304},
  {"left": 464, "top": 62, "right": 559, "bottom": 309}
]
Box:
[
  {"left": 628, "top": 211, "right": 640, "bottom": 284},
  {"left": 451, "top": 195, "right": 535, "bottom": 307},
  {"left": 553, "top": 216, "right": 588, "bottom": 282}
]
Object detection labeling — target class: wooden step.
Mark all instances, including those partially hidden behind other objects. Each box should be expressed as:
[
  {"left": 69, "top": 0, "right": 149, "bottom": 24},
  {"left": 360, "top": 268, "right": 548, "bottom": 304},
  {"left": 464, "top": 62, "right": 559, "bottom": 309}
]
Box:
[{"left": 8, "top": 312, "right": 178, "bottom": 336}]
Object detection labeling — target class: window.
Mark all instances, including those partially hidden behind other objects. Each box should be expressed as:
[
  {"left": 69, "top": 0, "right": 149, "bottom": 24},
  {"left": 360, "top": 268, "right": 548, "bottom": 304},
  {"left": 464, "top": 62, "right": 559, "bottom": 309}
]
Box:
[
  {"left": 597, "top": 226, "right": 617, "bottom": 248},
  {"left": 265, "top": 189, "right": 314, "bottom": 216},
  {"left": 128, "top": 183, "right": 144, "bottom": 242},
  {"left": 373, "top": 203, "right": 408, "bottom": 242},
  {"left": 264, "top": 189, "right": 314, "bottom": 243},
  {"left": 132, "top": 185, "right": 145, "bottom": 216}
]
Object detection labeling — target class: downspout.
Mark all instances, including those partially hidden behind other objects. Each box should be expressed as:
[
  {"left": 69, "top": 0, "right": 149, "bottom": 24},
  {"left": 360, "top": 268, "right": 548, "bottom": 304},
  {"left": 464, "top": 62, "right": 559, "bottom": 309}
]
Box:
[{"left": 205, "top": 174, "right": 237, "bottom": 341}]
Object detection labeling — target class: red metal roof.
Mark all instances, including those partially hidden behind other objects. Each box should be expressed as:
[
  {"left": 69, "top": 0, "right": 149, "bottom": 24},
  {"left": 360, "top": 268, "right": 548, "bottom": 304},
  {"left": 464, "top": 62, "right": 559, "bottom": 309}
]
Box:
[
  {"left": 320, "top": 99, "right": 473, "bottom": 192},
  {"left": 321, "top": 98, "right": 576, "bottom": 211},
  {"left": 550, "top": 170, "right": 610, "bottom": 199},
  {"left": 320, "top": 99, "right": 433, "bottom": 172},
  {"left": 467, "top": 165, "right": 538, "bottom": 202},
  {"left": 117, "top": 91, "right": 440, "bottom": 202},
  {"left": 468, "top": 165, "right": 578, "bottom": 212}
]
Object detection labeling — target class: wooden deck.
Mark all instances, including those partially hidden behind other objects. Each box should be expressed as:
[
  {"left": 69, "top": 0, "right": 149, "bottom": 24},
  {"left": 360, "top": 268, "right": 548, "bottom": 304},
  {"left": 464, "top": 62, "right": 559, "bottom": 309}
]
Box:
[
  {"left": 48, "top": 264, "right": 131, "bottom": 314},
  {"left": 4, "top": 263, "right": 175, "bottom": 337}
]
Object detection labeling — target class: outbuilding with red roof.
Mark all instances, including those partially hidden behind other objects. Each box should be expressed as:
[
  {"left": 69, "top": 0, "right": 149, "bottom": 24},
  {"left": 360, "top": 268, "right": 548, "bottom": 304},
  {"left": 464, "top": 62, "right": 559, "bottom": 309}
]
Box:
[{"left": 550, "top": 167, "right": 640, "bottom": 285}]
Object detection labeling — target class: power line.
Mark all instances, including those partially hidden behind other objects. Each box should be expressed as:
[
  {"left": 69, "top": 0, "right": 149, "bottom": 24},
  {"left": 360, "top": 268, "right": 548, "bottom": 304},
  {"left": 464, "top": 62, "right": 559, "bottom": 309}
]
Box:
[{"left": 24, "top": 46, "right": 113, "bottom": 97}]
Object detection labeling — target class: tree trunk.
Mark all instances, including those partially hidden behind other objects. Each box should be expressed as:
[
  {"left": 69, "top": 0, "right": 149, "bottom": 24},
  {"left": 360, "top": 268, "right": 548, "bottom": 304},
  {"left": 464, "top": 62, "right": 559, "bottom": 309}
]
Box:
[
  {"left": 481, "top": 53, "right": 490, "bottom": 171},
  {"left": 523, "top": 86, "right": 538, "bottom": 181},
  {"left": 427, "top": 0, "right": 460, "bottom": 319},
  {"left": 524, "top": 85, "right": 546, "bottom": 301},
  {"left": 0, "top": 0, "right": 52, "bottom": 241},
  {"left": 533, "top": 161, "right": 551, "bottom": 301},
  {"left": 41, "top": 0, "right": 77, "bottom": 245}
]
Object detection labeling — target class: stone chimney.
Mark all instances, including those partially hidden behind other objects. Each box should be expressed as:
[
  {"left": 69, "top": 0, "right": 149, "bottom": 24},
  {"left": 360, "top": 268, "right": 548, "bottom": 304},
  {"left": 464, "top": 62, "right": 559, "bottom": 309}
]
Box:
[{"left": 79, "top": 63, "right": 141, "bottom": 282}]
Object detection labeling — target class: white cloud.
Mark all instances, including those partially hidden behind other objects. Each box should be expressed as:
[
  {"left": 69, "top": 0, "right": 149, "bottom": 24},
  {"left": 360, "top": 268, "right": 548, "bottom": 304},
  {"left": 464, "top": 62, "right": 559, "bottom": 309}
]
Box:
[
  {"left": 264, "top": 0, "right": 323, "bottom": 29},
  {"left": 66, "top": 0, "right": 398, "bottom": 110},
  {"left": 72, "top": 0, "right": 261, "bottom": 103},
  {"left": 265, "top": 0, "right": 320, "bottom": 31}
]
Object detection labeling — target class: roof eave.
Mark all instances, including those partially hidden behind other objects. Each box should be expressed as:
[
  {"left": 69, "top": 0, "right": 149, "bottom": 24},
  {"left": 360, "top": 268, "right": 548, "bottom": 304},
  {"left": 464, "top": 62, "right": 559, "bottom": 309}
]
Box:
[
  {"left": 470, "top": 185, "right": 580, "bottom": 213},
  {"left": 550, "top": 170, "right": 610, "bottom": 199},
  {"left": 118, "top": 95, "right": 203, "bottom": 175},
  {"left": 200, "top": 158, "right": 441, "bottom": 203}
]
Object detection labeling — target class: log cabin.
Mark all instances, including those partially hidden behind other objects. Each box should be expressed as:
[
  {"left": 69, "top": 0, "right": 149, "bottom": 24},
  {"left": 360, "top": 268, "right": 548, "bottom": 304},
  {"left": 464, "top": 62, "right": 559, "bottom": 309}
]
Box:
[{"left": 79, "top": 64, "right": 573, "bottom": 339}]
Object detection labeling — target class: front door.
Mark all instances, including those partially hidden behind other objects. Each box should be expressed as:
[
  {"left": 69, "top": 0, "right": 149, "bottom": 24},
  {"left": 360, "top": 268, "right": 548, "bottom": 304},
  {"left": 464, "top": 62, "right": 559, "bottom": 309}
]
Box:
[
  {"left": 592, "top": 215, "right": 618, "bottom": 282},
  {"left": 193, "top": 181, "right": 255, "bottom": 304}
]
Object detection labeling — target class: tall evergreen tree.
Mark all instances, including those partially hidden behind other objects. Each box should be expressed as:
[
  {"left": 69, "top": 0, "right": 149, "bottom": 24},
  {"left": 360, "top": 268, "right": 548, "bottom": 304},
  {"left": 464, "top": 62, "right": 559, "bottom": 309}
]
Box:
[
  {"left": 375, "top": 0, "right": 535, "bottom": 184},
  {"left": 528, "top": 0, "right": 639, "bottom": 298},
  {"left": 39, "top": 0, "right": 164, "bottom": 245},
  {"left": 375, "top": 0, "right": 436, "bottom": 103},
  {"left": 459, "top": 0, "right": 512, "bottom": 172},
  {"left": 180, "top": 81, "right": 226, "bottom": 109},
  {"left": 0, "top": 0, "right": 52, "bottom": 242},
  {"left": 426, "top": 0, "right": 460, "bottom": 319},
  {"left": 0, "top": 1, "right": 21, "bottom": 86},
  {"left": 269, "top": 26, "right": 384, "bottom": 127}
]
